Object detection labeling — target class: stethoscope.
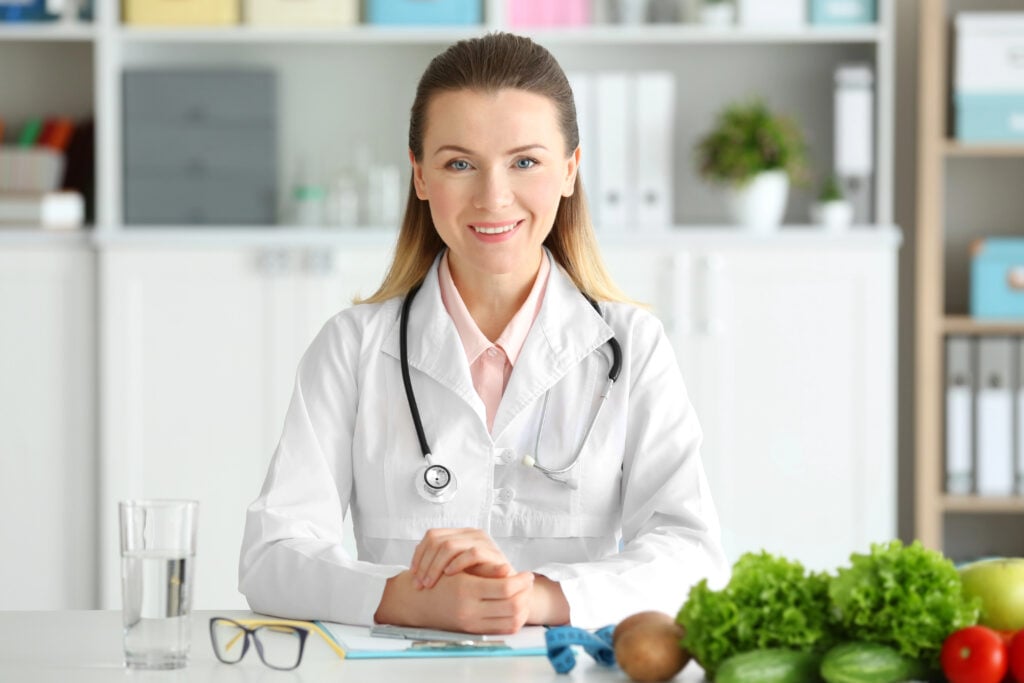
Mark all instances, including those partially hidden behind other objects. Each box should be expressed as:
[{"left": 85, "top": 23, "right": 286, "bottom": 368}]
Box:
[{"left": 400, "top": 280, "right": 622, "bottom": 504}]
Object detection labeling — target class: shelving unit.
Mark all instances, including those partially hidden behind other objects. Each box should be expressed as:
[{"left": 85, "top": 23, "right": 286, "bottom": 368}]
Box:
[
  {"left": 1, "top": 0, "right": 903, "bottom": 610},
  {"left": 915, "top": 0, "right": 1024, "bottom": 559}
]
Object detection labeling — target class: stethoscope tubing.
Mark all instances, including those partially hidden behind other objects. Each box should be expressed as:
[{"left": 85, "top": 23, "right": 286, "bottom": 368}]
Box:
[{"left": 400, "top": 276, "right": 622, "bottom": 494}]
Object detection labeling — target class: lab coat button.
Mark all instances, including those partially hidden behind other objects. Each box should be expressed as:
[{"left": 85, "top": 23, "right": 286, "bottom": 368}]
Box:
[
  {"left": 496, "top": 487, "right": 515, "bottom": 504},
  {"left": 498, "top": 449, "right": 517, "bottom": 465}
]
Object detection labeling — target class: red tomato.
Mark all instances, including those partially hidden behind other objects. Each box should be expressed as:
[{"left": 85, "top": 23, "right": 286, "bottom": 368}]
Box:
[
  {"left": 941, "top": 626, "right": 1008, "bottom": 683},
  {"left": 1009, "top": 629, "right": 1024, "bottom": 683}
]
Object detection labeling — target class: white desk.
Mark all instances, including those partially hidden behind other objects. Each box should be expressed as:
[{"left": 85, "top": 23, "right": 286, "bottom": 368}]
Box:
[{"left": 0, "top": 610, "right": 708, "bottom": 682}]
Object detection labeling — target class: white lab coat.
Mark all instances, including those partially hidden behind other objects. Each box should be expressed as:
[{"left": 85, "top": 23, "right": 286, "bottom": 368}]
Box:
[{"left": 239, "top": 250, "right": 730, "bottom": 628}]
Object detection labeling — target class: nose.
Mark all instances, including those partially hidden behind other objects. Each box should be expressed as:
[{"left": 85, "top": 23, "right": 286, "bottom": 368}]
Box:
[{"left": 473, "top": 167, "right": 514, "bottom": 211}]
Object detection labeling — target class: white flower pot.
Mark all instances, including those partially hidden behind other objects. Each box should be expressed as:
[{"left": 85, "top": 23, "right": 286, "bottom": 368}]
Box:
[
  {"left": 725, "top": 169, "right": 789, "bottom": 232},
  {"left": 810, "top": 199, "right": 854, "bottom": 232}
]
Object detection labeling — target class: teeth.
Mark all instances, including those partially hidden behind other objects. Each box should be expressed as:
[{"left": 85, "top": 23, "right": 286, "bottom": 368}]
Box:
[{"left": 472, "top": 222, "right": 518, "bottom": 235}]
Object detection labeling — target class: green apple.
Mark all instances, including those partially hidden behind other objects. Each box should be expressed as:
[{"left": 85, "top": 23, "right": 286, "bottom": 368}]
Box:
[{"left": 959, "top": 557, "right": 1024, "bottom": 631}]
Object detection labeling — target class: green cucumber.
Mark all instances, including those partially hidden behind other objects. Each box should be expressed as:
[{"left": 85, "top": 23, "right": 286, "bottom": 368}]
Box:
[
  {"left": 820, "top": 642, "right": 929, "bottom": 683},
  {"left": 715, "top": 648, "right": 822, "bottom": 683}
]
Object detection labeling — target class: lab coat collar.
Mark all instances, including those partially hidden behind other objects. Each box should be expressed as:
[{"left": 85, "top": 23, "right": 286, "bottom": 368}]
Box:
[{"left": 381, "top": 248, "right": 614, "bottom": 438}]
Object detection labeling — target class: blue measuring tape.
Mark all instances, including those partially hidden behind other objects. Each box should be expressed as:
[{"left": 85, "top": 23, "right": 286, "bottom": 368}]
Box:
[{"left": 544, "top": 625, "right": 616, "bottom": 674}]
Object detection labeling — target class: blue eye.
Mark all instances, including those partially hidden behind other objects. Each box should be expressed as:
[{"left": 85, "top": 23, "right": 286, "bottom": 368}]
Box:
[
  {"left": 448, "top": 159, "right": 471, "bottom": 171},
  {"left": 516, "top": 158, "right": 537, "bottom": 169}
]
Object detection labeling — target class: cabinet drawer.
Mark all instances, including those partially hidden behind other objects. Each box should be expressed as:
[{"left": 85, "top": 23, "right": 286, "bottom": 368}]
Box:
[
  {"left": 124, "top": 70, "right": 276, "bottom": 125},
  {"left": 124, "top": 124, "right": 275, "bottom": 174},
  {"left": 243, "top": 0, "right": 357, "bottom": 25},
  {"left": 123, "top": 0, "right": 239, "bottom": 25},
  {"left": 124, "top": 175, "right": 277, "bottom": 225}
]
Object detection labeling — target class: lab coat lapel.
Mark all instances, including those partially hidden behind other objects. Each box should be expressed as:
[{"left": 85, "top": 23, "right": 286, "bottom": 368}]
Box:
[
  {"left": 381, "top": 256, "right": 484, "bottom": 416},
  {"left": 491, "top": 254, "right": 613, "bottom": 438}
]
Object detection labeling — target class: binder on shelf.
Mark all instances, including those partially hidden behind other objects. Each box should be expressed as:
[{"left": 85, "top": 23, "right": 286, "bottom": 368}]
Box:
[
  {"left": 594, "top": 72, "right": 630, "bottom": 232},
  {"left": 945, "top": 336, "right": 974, "bottom": 495},
  {"left": 976, "top": 336, "right": 1015, "bottom": 497},
  {"left": 633, "top": 71, "right": 675, "bottom": 231},
  {"left": 567, "top": 72, "right": 598, "bottom": 226}
]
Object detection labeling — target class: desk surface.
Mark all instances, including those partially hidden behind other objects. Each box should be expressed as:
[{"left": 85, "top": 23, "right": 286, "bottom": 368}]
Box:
[{"left": 0, "top": 610, "right": 708, "bottom": 682}]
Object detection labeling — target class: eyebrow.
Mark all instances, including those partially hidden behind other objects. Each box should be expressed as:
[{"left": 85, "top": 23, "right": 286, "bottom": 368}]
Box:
[{"left": 432, "top": 144, "right": 548, "bottom": 157}]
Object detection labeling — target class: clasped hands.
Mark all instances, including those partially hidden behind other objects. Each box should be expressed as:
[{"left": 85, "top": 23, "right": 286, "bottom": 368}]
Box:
[{"left": 374, "top": 528, "right": 568, "bottom": 634}]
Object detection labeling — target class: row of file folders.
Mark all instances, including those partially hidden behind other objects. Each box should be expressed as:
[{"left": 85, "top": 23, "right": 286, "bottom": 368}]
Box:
[
  {"left": 568, "top": 70, "right": 675, "bottom": 232},
  {"left": 946, "top": 336, "right": 1024, "bottom": 496}
]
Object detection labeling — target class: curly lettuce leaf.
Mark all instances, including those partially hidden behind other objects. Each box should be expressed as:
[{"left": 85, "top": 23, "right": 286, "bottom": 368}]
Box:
[
  {"left": 676, "top": 551, "right": 836, "bottom": 677},
  {"left": 828, "top": 540, "right": 980, "bottom": 663}
]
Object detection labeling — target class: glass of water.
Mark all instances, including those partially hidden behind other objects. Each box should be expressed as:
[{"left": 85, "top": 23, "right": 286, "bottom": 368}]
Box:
[{"left": 118, "top": 499, "right": 199, "bottom": 670}]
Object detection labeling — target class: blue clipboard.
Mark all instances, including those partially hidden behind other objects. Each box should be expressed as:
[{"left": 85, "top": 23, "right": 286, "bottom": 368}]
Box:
[{"left": 314, "top": 621, "right": 549, "bottom": 659}]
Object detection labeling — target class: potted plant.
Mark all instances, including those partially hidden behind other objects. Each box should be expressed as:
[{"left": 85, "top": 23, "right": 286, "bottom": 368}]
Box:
[
  {"left": 810, "top": 175, "right": 854, "bottom": 232},
  {"left": 696, "top": 99, "right": 808, "bottom": 232},
  {"left": 699, "top": 0, "right": 734, "bottom": 26}
]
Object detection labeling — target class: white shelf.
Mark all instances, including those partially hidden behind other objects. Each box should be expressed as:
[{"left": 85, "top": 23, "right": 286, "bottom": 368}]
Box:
[
  {"left": 115, "top": 23, "right": 883, "bottom": 46},
  {"left": 0, "top": 22, "right": 96, "bottom": 42},
  {"left": 0, "top": 228, "right": 92, "bottom": 246},
  {"left": 83, "top": 224, "right": 902, "bottom": 249}
]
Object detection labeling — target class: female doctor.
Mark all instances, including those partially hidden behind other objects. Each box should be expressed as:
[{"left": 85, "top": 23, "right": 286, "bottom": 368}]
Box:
[{"left": 239, "top": 32, "right": 729, "bottom": 634}]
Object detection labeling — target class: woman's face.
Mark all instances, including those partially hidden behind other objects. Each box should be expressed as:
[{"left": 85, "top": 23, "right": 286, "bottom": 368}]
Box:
[{"left": 411, "top": 88, "right": 579, "bottom": 287}]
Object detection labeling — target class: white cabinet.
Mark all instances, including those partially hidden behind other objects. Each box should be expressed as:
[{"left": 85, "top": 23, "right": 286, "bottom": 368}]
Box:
[
  {"left": 0, "top": 245, "right": 96, "bottom": 609},
  {"left": 99, "top": 245, "right": 389, "bottom": 609},
  {"left": 604, "top": 232, "right": 899, "bottom": 572}
]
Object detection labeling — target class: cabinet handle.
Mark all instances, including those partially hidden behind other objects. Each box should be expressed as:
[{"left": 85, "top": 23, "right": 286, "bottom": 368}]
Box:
[
  {"left": 670, "top": 252, "right": 692, "bottom": 336},
  {"left": 697, "top": 255, "right": 725, "bottom": 337},
  {"left": 256, "top": 249, "right": 291, "bottom": 276},
  {"left": 304, "top": 248, "right": 334, "bottom": 275}
]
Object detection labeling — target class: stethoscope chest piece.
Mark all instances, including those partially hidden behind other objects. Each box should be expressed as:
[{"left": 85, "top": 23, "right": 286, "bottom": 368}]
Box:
[{"left": 416, "top": 461, "right": 458, "bottom": 504}]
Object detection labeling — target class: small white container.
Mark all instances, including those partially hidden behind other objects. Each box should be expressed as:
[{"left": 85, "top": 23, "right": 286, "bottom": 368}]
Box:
[
  {"left": 700, "top": 1, "right": 734, "bottom": 27},
  {"left": 811, "top": 199, "right": 854, "bottom": 232},
  {"left": 737, "top": 0, "right": 805, "bottom": 28}
]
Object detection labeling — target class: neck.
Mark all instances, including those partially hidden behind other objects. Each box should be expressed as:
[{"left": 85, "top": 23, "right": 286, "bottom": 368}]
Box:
[{"left": 448, "top": 252, "right": 543, "bottom": 342}]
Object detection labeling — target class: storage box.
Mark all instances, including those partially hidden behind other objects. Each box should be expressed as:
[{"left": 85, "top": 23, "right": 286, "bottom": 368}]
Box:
[
  {"left": 122, "top": 0, "right": 239, "bottom": 26},
  {"left": 737, "top": 0, "right": 804, "bottom": 28},
  {"left": 244, "top": 0, "right": 356, "bottom": 26},
  {"left": 955, "top": 93, "right": 1024, "bottom": 142},
  {"left": 810, "top": 0, "right": 876, "bottom": 26},
  {"left": 971, "top": 238, "right": 1024, "bottom": 319},
  {"left": 956, "top": 13, "right": 1024, "bottom": 94},
  {"left": 365, "top": 0, "right": 480, "bottom": 26}
]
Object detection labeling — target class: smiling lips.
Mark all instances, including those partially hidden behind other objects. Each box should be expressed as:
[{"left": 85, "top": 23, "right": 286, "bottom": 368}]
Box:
[{"left": 470, "top": 220, "right": 522, "bottom": 235}]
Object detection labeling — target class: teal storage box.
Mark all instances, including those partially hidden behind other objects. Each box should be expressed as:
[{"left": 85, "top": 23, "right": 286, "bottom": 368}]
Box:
[
  {"left": 971, "top": 238, "right": 1024, "bottom": 319},
  {"left": 810, "top": 0, "right": 875, "bottom": 25},
  {"left": 366, "top": 0, "right": 481, "bottom": 25},
  {"left": 956, "top": 93, "right": 1024, "bottom": 142}
]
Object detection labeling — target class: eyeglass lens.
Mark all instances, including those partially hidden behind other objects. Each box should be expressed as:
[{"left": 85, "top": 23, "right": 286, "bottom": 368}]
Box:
[{"left": 210, "top": 618, "right": 305, "bottom": 670}]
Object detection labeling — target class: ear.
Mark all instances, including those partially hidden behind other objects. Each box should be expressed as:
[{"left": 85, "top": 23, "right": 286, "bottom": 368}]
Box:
[
  {"left": 561, "top": 146, "right": 581, "bottom": 197},
  {"left": 409, "top": 149, "right": 428, "bottom": 200}
]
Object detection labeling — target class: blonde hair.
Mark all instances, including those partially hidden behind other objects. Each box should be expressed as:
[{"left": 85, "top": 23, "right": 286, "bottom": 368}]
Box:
[{"left": 358, "top": 32, "right": 629, "bottom": 305}]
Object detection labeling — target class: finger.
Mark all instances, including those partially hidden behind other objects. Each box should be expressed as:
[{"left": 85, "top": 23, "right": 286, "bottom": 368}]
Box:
[
  {"left": 420, "top": 538, "right": 486, "bottom": 588},
  {"left": 461, "top": 561, "right": 513, "bottom": 579},
  {"left": 478, "top": 572, "right": 534, "bottom": 601},
  {"left": 409, "top": 528, "right": 459, "bottom": 575},
  {"left": 442, "top": 546, "right": 511, "bottom": 577}
]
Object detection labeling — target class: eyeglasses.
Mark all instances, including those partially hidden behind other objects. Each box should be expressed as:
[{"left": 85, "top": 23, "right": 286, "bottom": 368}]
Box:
[{"left": 209, "top": 617, "right": 310, "bottom": 671}]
